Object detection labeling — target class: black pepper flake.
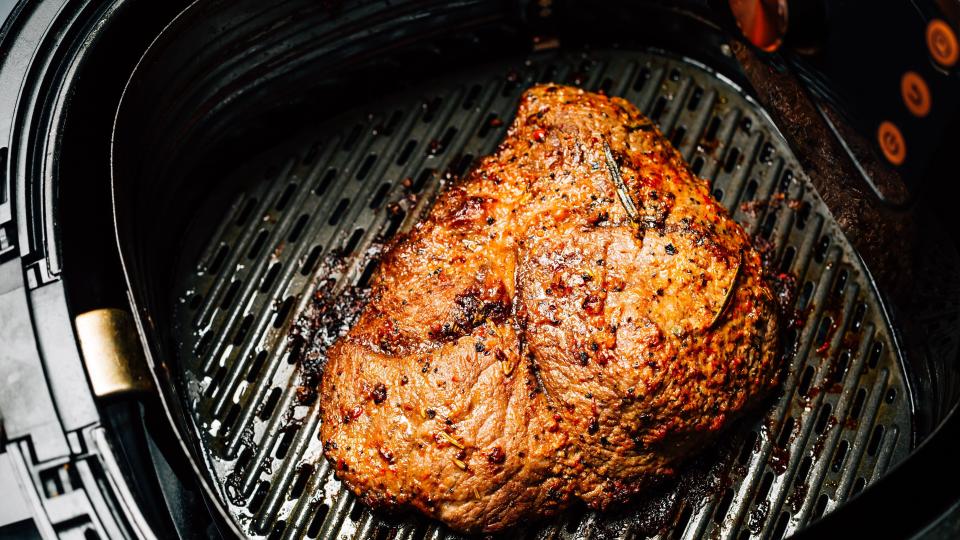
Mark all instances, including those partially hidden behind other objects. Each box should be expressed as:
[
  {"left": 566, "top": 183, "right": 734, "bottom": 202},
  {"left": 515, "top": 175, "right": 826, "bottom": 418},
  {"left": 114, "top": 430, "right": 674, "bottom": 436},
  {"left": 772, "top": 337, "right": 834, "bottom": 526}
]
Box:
[
  {"left": 474, "top": 341, "right": 485, "bottom": 353},
  {"left": 371, "top": 383, "right": 388, "bottom": 404},
  {"left": 585, "top": 392, "right": 593, "bottom": 399},
  {"left": 425, "top": 409, "right": 436, "bottom": 419},
  {"left": 590, "top": 342, "right": 599, "bottom": 351},
  {"left": 588, "top": 418, "right": 600, "bottom": 434},
  {"left": 486, "top": 217, "right": 495, "bottom": 225},
  {"left": 665, "top": 243, "right": 677, "bottom": 255},
  {"left": 578, "top": 351, "right": 589, "bottom": 366}
]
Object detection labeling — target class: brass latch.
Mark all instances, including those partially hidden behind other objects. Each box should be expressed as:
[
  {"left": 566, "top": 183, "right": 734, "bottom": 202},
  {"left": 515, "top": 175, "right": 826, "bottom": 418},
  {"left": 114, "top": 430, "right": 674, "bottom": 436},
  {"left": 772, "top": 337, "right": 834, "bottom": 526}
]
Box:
[{"left": 75, "top": 308, "right": 154, "bottom": 397}]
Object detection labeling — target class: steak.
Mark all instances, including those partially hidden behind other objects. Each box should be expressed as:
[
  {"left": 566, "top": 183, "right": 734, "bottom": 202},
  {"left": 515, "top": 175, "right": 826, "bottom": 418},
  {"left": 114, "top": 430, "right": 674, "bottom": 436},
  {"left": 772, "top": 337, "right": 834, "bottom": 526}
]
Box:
[{"left": 319, "top": 84, "right": 781, "bottom": 533}]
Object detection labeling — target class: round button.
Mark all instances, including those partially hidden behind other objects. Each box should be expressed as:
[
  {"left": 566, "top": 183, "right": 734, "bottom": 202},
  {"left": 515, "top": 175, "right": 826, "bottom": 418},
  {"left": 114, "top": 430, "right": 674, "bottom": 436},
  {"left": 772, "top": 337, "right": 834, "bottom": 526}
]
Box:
[
  {"left": 877, "top": 121, "right": 906, "bottom": 166},
  {"left": 901, "top": 71, "right": 931, "bottom": 117},
  {"left": 926, "top": 19, "right": 959, "bottom": 68}
]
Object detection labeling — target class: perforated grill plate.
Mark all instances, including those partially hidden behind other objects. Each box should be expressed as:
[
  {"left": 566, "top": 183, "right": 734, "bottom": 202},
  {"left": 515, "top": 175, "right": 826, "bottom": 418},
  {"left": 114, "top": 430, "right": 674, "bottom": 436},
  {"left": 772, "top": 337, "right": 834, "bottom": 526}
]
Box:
[{"left": 174, "top": 49, "right": 912, "bottom": 540}]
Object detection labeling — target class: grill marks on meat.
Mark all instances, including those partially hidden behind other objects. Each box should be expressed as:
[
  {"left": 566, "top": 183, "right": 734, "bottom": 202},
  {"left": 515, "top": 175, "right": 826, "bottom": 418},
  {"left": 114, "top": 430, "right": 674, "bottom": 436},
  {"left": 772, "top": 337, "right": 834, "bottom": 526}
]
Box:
[{"left": 319, "top": 85, "right": 781, "bottom": 533}]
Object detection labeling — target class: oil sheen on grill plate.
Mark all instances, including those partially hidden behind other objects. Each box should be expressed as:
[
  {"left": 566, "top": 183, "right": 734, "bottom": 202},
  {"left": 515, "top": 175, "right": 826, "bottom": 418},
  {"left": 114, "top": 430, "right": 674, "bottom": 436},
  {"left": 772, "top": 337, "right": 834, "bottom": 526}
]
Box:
[
  {"left": 175, "top": 49, "right": 912, "bottom": 540},
  {"left": 319, "top": 84, "right": 781, "bottom": 533}
]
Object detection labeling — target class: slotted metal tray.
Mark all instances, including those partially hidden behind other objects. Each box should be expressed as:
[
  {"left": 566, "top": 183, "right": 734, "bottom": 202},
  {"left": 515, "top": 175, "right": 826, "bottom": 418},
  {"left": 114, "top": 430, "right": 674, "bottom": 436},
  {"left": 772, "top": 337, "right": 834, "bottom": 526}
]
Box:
[{"left": 173, "top": 48, "right": 913, "bottom": 540}]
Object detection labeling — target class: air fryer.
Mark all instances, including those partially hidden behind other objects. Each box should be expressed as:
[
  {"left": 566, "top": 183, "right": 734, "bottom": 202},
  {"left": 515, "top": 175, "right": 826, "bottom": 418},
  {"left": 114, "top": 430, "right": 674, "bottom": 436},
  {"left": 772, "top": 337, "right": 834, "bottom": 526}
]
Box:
[{"left": 1, "top": 1, "right": 959, "bottom": 539}]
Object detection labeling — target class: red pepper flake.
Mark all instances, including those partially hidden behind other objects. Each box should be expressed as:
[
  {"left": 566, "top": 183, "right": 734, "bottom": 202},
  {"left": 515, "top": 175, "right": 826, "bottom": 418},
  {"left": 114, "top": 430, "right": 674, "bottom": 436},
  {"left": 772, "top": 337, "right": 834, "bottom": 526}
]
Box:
[
  {"left": 532, "top": 128, "right": 547, "bottom": 143},
  {"left": 348, "top": 405, "right": 364, "bottom": 421}
]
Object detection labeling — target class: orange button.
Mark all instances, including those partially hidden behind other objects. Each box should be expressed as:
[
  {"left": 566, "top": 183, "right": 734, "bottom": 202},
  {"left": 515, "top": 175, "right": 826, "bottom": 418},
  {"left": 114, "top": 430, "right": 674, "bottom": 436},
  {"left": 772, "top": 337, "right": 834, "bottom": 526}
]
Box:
[
  {"left": 877, "top": 121, "right": 906, "bottom": 166},
  {"left": 901, "top": 71, "right": 931, "bottom": 117},
  {"left": 926, "top": 19, "right": 959, "bottom": 68}
]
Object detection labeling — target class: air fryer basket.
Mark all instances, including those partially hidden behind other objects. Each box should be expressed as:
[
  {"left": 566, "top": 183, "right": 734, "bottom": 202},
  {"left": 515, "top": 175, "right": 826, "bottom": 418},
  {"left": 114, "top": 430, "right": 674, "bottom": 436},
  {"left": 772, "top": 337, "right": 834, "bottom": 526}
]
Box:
[{"left": 110, "top": 1, "right": 960, "bottom": 539}]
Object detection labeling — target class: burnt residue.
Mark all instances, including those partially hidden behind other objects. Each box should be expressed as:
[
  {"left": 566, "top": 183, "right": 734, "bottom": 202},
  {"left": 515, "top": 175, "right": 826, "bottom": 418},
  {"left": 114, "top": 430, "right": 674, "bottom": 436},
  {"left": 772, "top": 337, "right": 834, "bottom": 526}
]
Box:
[
  {"left": 748, "top": 499, "right": 770, "bottom": 534},
  {"left": 586, "top": 430, "right": 746, "bottom": 539},
  {"left": 288, "top": 245, "right": 382, "bottom": 403}
]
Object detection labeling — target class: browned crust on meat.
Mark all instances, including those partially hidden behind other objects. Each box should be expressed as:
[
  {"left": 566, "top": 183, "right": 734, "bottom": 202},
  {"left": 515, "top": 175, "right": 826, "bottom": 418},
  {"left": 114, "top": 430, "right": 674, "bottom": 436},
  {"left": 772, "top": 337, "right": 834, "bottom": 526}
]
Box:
[{"left": 319, "top": 85, "right": 781, "bottom": 533}]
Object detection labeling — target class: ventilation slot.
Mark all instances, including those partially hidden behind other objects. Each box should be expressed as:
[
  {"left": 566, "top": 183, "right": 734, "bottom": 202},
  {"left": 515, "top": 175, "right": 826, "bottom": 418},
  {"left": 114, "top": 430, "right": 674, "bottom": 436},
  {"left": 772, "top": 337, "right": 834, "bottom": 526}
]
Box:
[
  {"left": 815, "top": 403, "right": 833, "bottom": 434},
  {"left": 342, "top": 124, "right": 362, "bottom": 151},
  {"left": 260, "top": 388, "right": 282, "bottom": 420},
  {"left": 356, "top": 154, "right": 376, "bottom": 180},
  {"left": 650, "top": 96, "right": 668, "bottom": 121},
  {"left": 368, "top": 182, "right": 390, "bottom": 210},
  {"left": 328, "top": 198, "right": 350, "bottom": 226},
  {"left": 463, "top": 84, "right": 482, "bottom": 109},
  {"left": 233, "top": 315, "right": 254, "bottom": 345},
  {"left": 478, "top": 114, "right": 500, "bottom": 138},
  {"left": 315, "top": 169, "right": 337, "bottom": 195},
  {"left": 850, "top": 388, "right": 867, "bottom": 421},
  {"left": 831, "top": 440, "right": 850, "bottom": 472},
  {"left": 632, "top": 67, "right": 651, "bottom": 91},
  {"left": 412, "top": 168, "right": 434, "bottom": 192},
  {"left": 275, "top": 183, "right": 297, "bottom": 211},
  {"left": 301, "top": 245, "right": 323, "bottom": 275},
  {"left": 704, "top": 116, "right": 722, "bottom": 141},
  {"left": 248, "top": 481, "right": 271, "bottom": 514},
  {"left": 758, "top": 142, "right": 776, "bottom": 164},
  {"left": 779, "top": 245, "right": 796, "bottom": 273},
  {"left": 422, "top": 97, "right": 442, "bottom": 122},
  {"left": 671, "top": 126, "right": 686, "bottom": 147},
  {"left": 290, "top": 464, "right": 314, "bottom": 500},
  {"left": 207, "top": 244, "right": 230, "bottom": 275},
  {"left": 235, "top": 198, "right": 258, "bottom": 226},
  {"left": 383, "top": 110, "right": 403, "bottom": 135},
  {"left": 306, "top": 504, "right": 330, "bottom": 538},
  {"left": 771, "top": 511, "right": 790, "bottom": 540},
  {"left": 260, "top": 262, "right": 281, "bottom": 292},
  {"left": 247, "top": 351, "right": 268, "bottom": 382},
  {"left": 268, "top": 520, "right": 286, "bottom": 540},
  {"left": 220, "top": 280, "right": 241, "bottom": 310},
  {"left": 691, "top": 156, "right": 704, "bottom": 175},
  {"left": 273, "top": 296, "right": 296, "bottom": 328},
  {"left": 868, "top": 341, "right": 883, "bottom": 369},
  {"left": 343, "top": 228, "right": 365, "bottom": 256},
  {"left": 814, "top": 235, "right": 830, "bottom": 263},
  {"left": 275, "top": 426, "right": 299, "bottom": 459},
  {"left": 288, "top": 214, "right": 310, "bottom": 243},
  {"left": 397, "top": 140, "right": 416, "bottom": 165},
  {"left": 723, "top": 147, "right": 741, "bottom": 173},
  {"left": 687, "top": 86, "right": 703, "bottom": 110},
  {"left": 713, "top": 488, "right": 734, "bottom": 524},
  {"left": 247, "top": 230, "right": 269, "bottom": 259}
]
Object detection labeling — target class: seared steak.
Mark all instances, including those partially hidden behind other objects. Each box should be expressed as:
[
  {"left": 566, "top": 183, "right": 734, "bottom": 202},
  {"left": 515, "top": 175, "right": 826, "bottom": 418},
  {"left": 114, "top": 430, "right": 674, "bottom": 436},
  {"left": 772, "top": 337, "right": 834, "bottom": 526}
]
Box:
[{"left": 319, "top": 85, "right": 781, "bottom": 533}]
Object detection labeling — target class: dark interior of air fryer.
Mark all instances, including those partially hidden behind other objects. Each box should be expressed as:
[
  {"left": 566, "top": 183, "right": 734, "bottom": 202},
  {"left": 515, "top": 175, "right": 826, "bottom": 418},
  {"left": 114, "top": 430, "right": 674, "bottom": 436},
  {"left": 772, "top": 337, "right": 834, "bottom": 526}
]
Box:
[{"left": 110, "top": 1, "right": 960, "bottom": 539}]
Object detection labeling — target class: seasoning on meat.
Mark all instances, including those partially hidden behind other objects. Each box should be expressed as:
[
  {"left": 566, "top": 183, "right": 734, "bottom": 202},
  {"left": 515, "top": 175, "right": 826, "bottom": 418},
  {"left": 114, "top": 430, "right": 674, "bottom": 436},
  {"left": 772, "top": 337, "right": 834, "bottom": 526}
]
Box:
[{"left": 319, "top": 84, "right": 781, "bottom": 533}]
